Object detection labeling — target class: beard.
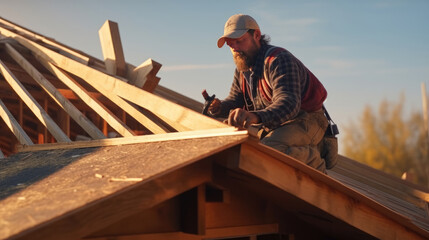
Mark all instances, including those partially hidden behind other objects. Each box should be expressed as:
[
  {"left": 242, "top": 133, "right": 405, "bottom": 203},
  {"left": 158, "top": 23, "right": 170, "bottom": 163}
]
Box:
[{"left": 232, "top": 41, "right": 259, "bottom": 71}]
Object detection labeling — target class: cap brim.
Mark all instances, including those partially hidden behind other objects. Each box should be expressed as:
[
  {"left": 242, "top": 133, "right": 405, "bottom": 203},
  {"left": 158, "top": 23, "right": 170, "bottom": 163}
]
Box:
[{"left": 217, "top": 29, "right": 248, "bottom": 48}]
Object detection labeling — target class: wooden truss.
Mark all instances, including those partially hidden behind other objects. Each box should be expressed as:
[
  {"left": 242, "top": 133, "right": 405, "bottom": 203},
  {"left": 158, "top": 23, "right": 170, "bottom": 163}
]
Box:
[
  {"left": 0, "top": 18, "right": 226, "bottom": 156},
  {"left": 1, "top": 17, "right": 428, "bottom": 240}
]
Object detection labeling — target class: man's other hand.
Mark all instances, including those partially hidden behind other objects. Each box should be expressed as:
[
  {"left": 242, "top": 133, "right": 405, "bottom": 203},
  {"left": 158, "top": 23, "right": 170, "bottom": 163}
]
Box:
[{"left": 227, "top": 108, "right": 260, "bottom": 129}]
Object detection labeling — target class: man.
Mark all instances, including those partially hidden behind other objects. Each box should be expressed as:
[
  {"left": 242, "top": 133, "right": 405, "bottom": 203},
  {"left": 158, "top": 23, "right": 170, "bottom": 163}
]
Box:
[{"left": 209, "top": 14, "right": 333, "bottom": 172}]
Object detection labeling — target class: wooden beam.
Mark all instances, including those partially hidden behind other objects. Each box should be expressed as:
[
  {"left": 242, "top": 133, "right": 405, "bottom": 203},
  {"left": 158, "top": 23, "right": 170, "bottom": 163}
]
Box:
[
  {"left": 34, "top": 56, "right": 169, "bottom": 135},
  {"left": 0, "top": 98, "right": 33, "bottom": 145},
  {"left": 98, "top": 20, "right": 126, "bottom": 77},
  {"left": 180, "top": 185, "right": 206, "bottom": 235},
  {"left": 0, "top": 59, "right": 70, "bottom": 143},
  {"left": 236, "top": 140, "right": 429, "bottom": 240},
  {"left": 85, "top": 224, "right": 279, "bottom": 240},
  {"left": 40, "top": 60, "right": 136, "bottom": 137},
  {"left": 59, "top": 109, "right": 70, "bottom": 137},
  {"left": 19, "top": 99, "right": 23, "bottom": 126},
  {"left": 0, "top": 26, "right": 225, "bottom": 132},
  {"left": 127, "top": 61, "right": 152, "bottom": 86},
  {"left": 142, "top": 60, "right": 161, "bottom": 92},
  {"left": 56, "top": 89, "right": 102, "bottom": 101},
  {"left": 128, "top": 59, "right": 162, "bottom": 92},
  {"left": 1, "top": 27, "right": 165, "bottom": 134},
  {"left": 205, "top": 224, "right": 279, "bottom": 239},
  {"left": 329, "top": 155, "right": 429, "bottom": 206},
  {"left": 5, "top": 43, "right": 108, "bottom": 139},
  {"left": 17, "top": 127, "right": 247, "bottom": 152},
  {"left": 154, "top": 85, "right": 203, "bottom": 113}
]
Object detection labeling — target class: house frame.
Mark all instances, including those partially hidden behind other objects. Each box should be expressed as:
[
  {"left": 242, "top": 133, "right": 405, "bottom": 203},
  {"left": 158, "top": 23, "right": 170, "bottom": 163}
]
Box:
[{"left": 0, "top": 17, "right": 428, "bottom": 240}]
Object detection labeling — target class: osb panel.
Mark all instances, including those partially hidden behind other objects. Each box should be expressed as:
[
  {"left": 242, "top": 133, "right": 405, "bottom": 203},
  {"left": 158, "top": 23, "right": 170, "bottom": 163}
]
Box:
[{"left": 0, "top": 134, "right": 247, "bottom": 239}]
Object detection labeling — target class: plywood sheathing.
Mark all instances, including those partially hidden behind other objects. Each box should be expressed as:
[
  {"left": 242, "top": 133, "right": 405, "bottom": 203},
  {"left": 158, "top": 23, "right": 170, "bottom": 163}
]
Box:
[
  {"left": 1, "top": 137, "right": 428, "bottom": 240},
  {"left": 0, "top": 135, "right": 248, "bottom": 240}
]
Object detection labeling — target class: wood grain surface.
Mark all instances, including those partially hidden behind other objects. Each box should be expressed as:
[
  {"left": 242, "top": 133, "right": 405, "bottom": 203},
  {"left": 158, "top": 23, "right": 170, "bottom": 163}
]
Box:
[{"left": 0, "top": 134, "right": 247, "bottom": 239}]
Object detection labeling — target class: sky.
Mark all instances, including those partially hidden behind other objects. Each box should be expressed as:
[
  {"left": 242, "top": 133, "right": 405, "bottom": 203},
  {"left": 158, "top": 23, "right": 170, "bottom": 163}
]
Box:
[{"left": 0, "top": 0, "right": 428, "bottom": 153}]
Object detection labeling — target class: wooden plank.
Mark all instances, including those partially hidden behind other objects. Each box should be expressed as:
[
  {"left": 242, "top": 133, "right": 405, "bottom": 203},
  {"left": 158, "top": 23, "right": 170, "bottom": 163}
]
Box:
[
  {"left": 180, "top": 185, "right": 206, "bottom": 235},
  {"left": 0, "top": 59, "right": 70, "bottom": 143},
  {"left": 142, "top": 60, "right": 161, "bottom": 92},
  {"left": 17, "top": 127, "right": 247, "bottom": 152},
  {"left": 5, "top": 43, "right": 108, "bottom": 139},
  {"left": 154, "top": 85, "right": 203, "bottom": 113},
  {"left": 127, "top": 60, "right": 152, "bottom": 87},
  {"left": 41, "top": 60, "right": 137, "bottom": 137},
  {"left": 59, "top": 109, "right": 70, "bottom": 137},
  {"left": 204, "top": 224, "right": 279, "bottom": 239},
  {"left": 98, "top": 20, "right": 126, "bottom": 77},
  {"left": 85, "top": 224, "right": 279, "bottom": 240},
  {"left": 0, "top": 26, "right": 225, "bottom": 132},
  {"left": 0, "top": 98, "right": 33, "bottom": 145},
  {"left": 34, "top": 56, "right": 169, "bottom": 134},
  {"left": 19, "top": 99, "right": 23, "bottom": 126},
  {"left": 237, "top": 140, "right": 429, "bottom": 240},
  {"left": 128, "top": 59, "right": 162, "bottom": 92},
  {"left": 1, "top": 27, "right": 167, "bottom": 134},
  {"left": 57, "top": 89, "right": 102, "bottom": 101},
  {"left": 330, "top": 155, "right": 429, "bottom": 202}
]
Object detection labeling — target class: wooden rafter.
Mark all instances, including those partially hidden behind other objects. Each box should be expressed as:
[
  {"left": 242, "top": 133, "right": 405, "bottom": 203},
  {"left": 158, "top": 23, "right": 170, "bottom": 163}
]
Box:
[
  {"left": 5, "top": 43, "right": 108, "bottom": 139},
  {"left": 0, "top": 98, "right": 33, "bottom": 145},
  {"left": 0, "top": 59, "right": 70, "bottom": 143},
  {"left": 0, "top": 26, "right": 225, "bottom": 132},
  {"left": 98, "top": 20, "right": 126, "bottom": 77},
  {"left": 40, "top": 60, "right": 137, "bottom": 137},
  {"left": 30, "top": 54, "right": 169, "bottom": 134}
]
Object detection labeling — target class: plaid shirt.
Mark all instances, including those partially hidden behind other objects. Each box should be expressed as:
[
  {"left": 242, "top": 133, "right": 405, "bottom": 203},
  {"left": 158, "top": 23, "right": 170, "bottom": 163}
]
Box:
[{"left": 221, "top": 44, "right": 317, "bottom": 130}]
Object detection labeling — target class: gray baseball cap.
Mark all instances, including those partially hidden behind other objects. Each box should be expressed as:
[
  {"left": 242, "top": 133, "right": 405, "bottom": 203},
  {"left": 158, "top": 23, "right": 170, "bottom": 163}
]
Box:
[{"left": 217, "top": 14, "right": 260, "bottom": 48}]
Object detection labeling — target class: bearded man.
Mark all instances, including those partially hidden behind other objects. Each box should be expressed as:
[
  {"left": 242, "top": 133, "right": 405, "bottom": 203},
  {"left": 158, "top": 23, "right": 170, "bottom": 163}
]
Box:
[{"left": 209, "top": 14, "right": 335, "bottom": 173}]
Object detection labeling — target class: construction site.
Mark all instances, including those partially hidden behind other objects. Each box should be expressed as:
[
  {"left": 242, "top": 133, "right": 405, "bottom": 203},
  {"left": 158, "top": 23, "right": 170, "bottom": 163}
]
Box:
[{"left": 0, "top": 17, "right": 428, "bottom": 240}]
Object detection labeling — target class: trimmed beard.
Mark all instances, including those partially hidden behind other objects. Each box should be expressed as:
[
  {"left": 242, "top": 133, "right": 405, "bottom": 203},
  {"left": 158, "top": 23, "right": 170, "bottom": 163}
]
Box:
[{"left": 232, "top": 40, "right": 259, "bottom": 71}]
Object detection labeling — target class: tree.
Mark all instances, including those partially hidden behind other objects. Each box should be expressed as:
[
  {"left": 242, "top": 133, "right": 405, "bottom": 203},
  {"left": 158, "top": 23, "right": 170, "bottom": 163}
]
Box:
[{"left": 343, "top": 97, "right": 429, "bottom": 188}]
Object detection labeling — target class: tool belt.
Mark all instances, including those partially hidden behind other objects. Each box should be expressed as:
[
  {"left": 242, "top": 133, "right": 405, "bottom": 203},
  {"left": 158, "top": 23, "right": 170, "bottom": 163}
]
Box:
[{"left": 319, "top": 105, "right": 339, "bottom": 169}]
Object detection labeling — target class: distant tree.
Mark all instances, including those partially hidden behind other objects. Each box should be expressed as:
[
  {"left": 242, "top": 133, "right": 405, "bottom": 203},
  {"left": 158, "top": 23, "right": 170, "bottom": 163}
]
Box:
[{"left": 343, "top": 97, "right": 429, "bottom": 188}]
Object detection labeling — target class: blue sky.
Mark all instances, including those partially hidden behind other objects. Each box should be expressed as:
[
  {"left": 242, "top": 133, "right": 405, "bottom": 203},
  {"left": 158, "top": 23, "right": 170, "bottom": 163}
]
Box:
[{"left": 1, "top": 0, "right": 428, "bottom": 153}]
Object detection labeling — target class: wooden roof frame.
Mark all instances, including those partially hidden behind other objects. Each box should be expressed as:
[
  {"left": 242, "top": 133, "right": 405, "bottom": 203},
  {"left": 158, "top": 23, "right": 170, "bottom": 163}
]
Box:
[
  {"left": 0, "top": 18, "right": 226, "bottom": 155},
  {"left": 0, "top": 16, "right": 428, "bottom": 240}
]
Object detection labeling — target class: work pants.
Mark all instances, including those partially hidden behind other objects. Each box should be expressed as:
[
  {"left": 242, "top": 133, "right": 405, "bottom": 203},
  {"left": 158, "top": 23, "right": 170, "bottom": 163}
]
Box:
[{"left": 259, "top": 109, "right": 329, "bottom": 173}]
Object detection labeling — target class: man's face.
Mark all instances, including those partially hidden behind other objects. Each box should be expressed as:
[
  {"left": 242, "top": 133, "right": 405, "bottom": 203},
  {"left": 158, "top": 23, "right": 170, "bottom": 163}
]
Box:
[{"left": 226, "top": 32, "right": 261, "bottom": 71}]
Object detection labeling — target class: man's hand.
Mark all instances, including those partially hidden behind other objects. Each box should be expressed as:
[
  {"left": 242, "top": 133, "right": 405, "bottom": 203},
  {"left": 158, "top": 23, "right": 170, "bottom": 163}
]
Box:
[
  {"left": 208, "top": 98, "right": 222, "bottom": 116},
  {"left": 227, "top": 108, "right": 260, "bottom": 129}
]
